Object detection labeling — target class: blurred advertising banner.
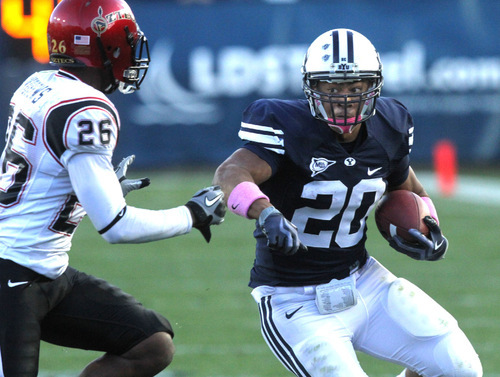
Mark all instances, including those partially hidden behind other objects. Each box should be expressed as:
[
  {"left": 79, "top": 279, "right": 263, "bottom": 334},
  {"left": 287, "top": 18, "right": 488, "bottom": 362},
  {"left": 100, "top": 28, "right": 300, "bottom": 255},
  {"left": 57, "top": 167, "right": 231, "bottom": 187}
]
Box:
[{"left": 1, "top": 0, "right": 500, "bottom": 167}]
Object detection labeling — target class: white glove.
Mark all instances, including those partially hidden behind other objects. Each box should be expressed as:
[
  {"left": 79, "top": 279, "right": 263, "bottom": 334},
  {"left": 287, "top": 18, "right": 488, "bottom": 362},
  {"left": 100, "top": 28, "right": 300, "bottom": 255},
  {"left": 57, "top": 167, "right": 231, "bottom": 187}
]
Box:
[{"left": 114, "top": 155, "right": 150, "bottom": 197}]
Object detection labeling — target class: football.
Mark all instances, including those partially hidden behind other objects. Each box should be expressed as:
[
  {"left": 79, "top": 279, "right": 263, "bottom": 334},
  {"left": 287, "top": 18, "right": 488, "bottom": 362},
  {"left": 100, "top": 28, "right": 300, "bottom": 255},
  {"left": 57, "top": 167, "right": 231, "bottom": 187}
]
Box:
[{"left": 375, "top": 190, "right": 430, "bottom": 242}]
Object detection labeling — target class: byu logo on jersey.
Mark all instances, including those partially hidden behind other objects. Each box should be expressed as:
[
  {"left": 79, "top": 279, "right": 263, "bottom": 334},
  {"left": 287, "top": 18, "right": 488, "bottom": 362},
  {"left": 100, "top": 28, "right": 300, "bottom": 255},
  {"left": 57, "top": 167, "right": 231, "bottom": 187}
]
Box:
[
  {"left": 310, "top": 157, "right": 336, "bottom": 177},
  {"left": 344, "top": 157, "right": 356, "bottom": 167}
]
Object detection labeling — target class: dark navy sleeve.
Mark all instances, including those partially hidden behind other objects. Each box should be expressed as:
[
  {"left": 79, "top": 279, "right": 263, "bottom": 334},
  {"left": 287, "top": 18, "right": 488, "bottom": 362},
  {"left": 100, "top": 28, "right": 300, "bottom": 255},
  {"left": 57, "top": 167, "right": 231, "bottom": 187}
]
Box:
[
  {"left": 238, "top": 99, "right": 287, "bottom": 175},
  {"left": 372, "top": 97, "right": 413, "bottom": 187},
  {"left": 243, "top": 142, "right": 283, "bottom": 176},
  {"left": 386, "top": 155, "right": 410, "bottom": 187}
]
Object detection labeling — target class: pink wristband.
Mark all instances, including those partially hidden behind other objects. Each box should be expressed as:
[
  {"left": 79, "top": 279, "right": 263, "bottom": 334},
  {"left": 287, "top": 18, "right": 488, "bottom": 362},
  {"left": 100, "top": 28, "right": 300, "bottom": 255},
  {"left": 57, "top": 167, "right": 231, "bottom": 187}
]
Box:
[
  {"left": 228, "top": 181, "right": 269, "bottom": 218},
  {"left": 421, "top": 196, "right": 439, "bottom": 224}
]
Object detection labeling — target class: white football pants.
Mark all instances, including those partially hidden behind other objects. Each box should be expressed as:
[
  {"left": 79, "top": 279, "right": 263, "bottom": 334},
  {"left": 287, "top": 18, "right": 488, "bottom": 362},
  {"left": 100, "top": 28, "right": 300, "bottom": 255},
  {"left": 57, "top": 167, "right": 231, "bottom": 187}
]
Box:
[{"left": 251, "top": 257, "right": 482, "bottom": 377}]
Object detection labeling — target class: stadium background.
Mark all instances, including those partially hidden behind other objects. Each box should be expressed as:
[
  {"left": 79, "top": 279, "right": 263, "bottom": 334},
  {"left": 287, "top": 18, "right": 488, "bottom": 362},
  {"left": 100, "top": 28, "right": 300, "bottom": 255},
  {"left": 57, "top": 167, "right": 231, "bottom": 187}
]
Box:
[
  {"left": 1, "top": 0, "right": 500, "bottom": 376},
  {"left": 1, "top": 0, "right": 500, "bottom": 168}
]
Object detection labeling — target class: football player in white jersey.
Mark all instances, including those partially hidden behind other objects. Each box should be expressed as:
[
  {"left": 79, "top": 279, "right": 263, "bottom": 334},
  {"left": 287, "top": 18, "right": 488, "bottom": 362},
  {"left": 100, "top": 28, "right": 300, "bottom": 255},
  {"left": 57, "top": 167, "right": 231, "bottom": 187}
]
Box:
[
  {"left": 0, "top": 0, "right": 225, "bottom": 376},
  {"left": 213, "top": 29, "right": 482, "bottom": 376}
]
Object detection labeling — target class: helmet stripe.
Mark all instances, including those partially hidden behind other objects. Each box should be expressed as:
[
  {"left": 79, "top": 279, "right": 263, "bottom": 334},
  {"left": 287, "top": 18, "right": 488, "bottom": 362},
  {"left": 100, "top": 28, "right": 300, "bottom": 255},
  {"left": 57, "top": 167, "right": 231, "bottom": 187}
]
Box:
[
  {"left": 332, "top": 29, "right": 339, "bottom": 63},
  {"left": 334, "top": 29, "right": 354, "bottom": 65},
  {"left": 346, "top": 30, "right": 354, "bottom": 63}
]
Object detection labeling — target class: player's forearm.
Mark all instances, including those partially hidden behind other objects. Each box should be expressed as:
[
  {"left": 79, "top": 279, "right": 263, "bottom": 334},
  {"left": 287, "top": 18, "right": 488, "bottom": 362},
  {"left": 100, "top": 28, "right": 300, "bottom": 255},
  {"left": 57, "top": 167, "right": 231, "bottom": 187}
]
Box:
[
  {"left": 67, "top": 152, "right": 193, "bottom": 243},
  {"left": 100, "top": 205, "right": 192, "bottom": 243},
  {"left": 213, "top": 162, "right": 255, "bottom": 201},
  {"left": 246, "top": 198, "right": 272, "bottom": 220},
  {"left": 213, "top": 148, "right": 272, "bottom": 201}
]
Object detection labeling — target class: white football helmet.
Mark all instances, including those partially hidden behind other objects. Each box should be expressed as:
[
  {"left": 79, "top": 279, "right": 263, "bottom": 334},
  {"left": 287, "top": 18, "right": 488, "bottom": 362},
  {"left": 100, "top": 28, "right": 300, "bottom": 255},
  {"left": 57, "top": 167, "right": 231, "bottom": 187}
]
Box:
[{"left": 302, "top": 29, "right": 383, "bottom": 134}]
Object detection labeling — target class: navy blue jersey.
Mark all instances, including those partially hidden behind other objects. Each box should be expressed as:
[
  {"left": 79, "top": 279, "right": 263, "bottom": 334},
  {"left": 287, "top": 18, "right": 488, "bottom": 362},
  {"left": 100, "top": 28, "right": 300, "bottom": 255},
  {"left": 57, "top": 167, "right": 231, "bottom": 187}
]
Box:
[{"left": 239, "top": 97, "right": 413, "bottom": 287}]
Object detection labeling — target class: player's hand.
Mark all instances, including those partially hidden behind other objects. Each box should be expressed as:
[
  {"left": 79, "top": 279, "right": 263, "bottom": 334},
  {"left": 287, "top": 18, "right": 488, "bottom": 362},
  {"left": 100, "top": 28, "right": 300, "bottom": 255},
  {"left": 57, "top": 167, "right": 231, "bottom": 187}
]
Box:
[
  {"left": 114, "top": 155, "right": 150, "bottom": 197},
  {"left": 185, "top": 185, "right": 226, "bottom": 243},
  {"left": 388, "top": 216, "right": 448, "bottom": 261},
  {"left": 258, "top": 207, "right": 308, "bottom": 256}
]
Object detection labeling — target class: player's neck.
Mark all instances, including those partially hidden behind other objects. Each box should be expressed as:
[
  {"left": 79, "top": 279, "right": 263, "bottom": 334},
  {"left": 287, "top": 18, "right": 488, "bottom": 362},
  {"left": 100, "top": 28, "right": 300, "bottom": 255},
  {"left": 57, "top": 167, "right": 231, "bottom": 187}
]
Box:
[
  {"left": 336, "top": 123, "right": 364, "bottom": 143},
  {"left": 62, "top": 67, "right": 109, "bottom": 93}
]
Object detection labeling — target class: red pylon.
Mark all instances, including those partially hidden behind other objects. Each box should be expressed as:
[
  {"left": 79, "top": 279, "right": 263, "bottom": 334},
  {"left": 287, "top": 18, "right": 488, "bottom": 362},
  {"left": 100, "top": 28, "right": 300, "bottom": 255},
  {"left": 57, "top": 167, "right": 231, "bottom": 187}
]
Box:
[{"left": 433, "top": 140, "right": 457, "bottom": 197}]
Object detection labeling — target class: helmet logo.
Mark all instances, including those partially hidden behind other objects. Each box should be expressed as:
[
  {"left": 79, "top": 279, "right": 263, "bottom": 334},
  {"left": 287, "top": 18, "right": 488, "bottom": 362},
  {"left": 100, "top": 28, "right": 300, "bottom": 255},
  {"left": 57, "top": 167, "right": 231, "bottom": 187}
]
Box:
[
  {"left": 321, "top": 43, "right": 331, "bottom": 62},
  {"left": 337, "top": 63, "right": 351, "bottom": 70},
  {"left": 91, "top": 7, "right": 108, "bottom": 36}
]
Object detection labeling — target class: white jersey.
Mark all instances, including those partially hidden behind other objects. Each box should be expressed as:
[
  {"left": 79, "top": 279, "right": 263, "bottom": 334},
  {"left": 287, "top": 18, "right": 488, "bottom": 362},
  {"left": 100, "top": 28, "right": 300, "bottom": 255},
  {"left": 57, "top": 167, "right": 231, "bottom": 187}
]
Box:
[
  {"left": 0, "top": 69, "right": 193, "bottom": 279},
  {"left": 0, "top": 70, "right": 119, "bottom": 276}
]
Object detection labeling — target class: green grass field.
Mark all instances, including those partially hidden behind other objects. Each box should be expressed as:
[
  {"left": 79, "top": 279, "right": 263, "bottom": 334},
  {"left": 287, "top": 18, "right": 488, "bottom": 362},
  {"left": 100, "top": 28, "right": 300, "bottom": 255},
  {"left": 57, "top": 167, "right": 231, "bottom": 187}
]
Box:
[{"left": 38, "top": 169, "right": 500, "bottom": 377}]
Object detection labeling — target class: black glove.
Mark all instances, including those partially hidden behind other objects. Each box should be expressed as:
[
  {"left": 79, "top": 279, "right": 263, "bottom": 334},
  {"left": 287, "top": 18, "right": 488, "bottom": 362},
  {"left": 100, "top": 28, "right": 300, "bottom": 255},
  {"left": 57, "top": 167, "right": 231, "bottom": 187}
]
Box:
[
  {"left": 258, "top": 207, "right": 308, "bottom": 255},
  {"left": 114, "top": 155, "right": 150, "bottom": 197},
  {"left": 185, "top": 185, "right": 226, "bottom": 243},
  {"left": 388, "top": 216, "right": 448, "bottom": 261}
]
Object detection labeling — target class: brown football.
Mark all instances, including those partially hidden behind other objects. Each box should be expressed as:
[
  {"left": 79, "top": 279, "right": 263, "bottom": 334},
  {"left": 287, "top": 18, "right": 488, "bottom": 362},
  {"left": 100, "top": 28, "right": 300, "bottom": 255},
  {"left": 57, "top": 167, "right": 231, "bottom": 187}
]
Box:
[{"left": 375, "top": 190, "right": 430, "bottom": 242}]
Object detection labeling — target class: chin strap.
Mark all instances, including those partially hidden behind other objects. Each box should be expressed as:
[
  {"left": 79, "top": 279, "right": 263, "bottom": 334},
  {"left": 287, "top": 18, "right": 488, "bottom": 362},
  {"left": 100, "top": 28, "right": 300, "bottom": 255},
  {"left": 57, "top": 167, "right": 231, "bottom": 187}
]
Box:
[{"left": 96, "top": 35, "right": 118, "bottom": 94}]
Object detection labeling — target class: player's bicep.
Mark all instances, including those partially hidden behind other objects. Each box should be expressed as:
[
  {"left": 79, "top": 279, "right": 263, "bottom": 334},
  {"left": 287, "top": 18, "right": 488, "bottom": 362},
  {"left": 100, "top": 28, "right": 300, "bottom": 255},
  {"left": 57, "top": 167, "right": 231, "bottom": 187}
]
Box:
[
  {"left": 47, "top": 103, "right": 119, "bottom": 167},
  {"left": 386, "top": 155, "right": 409, "bottom": 189},
  {"left": 66, "top": 110, "right": 116, "bottom": 149}
]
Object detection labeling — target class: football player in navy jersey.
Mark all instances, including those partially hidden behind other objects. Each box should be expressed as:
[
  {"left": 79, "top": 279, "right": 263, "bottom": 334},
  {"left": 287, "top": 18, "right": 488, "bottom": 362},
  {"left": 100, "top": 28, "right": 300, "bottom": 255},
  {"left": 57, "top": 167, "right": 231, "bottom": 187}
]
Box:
[
  {"left": 0, "top": 0, "right": 225, "bottom": 376},
  {"left": 214, "top": 29, "right": 482, "bottom": 377}
]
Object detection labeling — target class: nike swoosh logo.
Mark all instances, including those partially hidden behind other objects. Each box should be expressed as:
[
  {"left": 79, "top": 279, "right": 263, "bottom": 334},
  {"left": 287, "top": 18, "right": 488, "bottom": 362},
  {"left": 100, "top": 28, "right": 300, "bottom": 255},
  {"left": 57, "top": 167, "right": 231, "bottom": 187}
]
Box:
[
  {"left": 231, "top": 203, "right": 239, "bottom": 210},
  {"left": 435, "top": 240, "right": 444, "bottom": 250},
  {"left": 205, "top": 193, "right": 223, "bottom": 207},
  {"left": 285, "top": 306, "right": 303, "bottom": 319},
  {"left": 367, "top": 167, "right": 382, "bottom": 176},
  {"left": 7, "top": 280, "right": 30, "bottom": 288}
]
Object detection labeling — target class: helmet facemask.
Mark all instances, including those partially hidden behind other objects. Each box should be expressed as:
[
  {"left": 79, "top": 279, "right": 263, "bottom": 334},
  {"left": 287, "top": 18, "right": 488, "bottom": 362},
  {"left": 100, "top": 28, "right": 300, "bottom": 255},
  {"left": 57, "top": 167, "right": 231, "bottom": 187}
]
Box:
[
  {"left": 99, "top": 26, "right": 150, "bottom": 94},
  {"left": 304, "top": 78, "right": 382, "bottom": 134},
  {"left": 118, "top": 27, "right": 150, "bottom": 94}
]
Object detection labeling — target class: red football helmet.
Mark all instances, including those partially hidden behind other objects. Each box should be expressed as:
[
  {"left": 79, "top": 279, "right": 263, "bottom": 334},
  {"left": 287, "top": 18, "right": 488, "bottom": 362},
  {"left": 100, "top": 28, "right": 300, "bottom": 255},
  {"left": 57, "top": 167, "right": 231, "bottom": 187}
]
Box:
[{"left": 47, "top": 0, "right": 150, "bottom": 94}]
